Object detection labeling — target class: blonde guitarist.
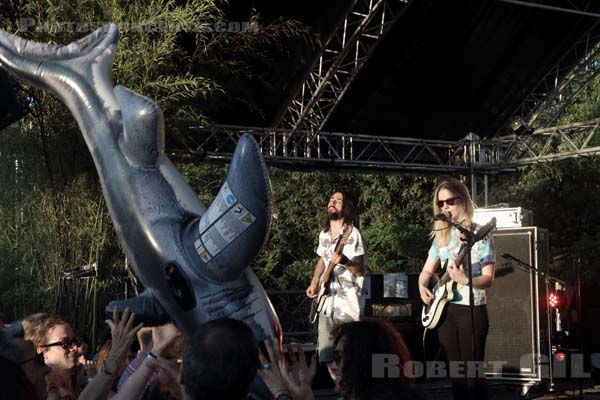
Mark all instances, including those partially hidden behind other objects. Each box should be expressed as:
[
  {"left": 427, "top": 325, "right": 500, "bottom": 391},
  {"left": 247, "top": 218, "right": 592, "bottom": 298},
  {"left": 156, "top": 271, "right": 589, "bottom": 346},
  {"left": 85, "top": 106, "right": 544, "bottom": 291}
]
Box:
[
  {"left": 306, "top": 191, "right": 366, "bottom": 367},
  {"left": 418, "top": 178, "right": 495, "bottom": 400}
]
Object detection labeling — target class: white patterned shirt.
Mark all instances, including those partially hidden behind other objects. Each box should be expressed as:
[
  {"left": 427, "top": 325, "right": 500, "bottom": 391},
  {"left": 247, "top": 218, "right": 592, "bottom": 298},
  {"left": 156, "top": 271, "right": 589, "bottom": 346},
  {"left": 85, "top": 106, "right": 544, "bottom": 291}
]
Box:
[{"left": 316, "top": 226, "right": 366, "bottom": 321}]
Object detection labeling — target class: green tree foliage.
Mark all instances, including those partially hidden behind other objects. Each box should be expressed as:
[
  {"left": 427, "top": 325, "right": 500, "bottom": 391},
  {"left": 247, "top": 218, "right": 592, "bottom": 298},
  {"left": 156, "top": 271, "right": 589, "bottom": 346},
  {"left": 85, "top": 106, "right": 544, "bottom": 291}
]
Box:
[{"left": 491, "top": 53, "right": 600, "bottom": 284}]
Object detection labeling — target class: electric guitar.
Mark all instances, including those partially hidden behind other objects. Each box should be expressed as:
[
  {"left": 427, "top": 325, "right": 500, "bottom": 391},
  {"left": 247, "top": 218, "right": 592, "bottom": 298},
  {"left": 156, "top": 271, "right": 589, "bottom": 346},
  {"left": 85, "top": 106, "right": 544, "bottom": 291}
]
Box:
[
  {"left": 421, "top": 218, "right": 496, "bottom": 329},
  {"left": 309, "top": 224, "right": 353, "bottom": 324}
]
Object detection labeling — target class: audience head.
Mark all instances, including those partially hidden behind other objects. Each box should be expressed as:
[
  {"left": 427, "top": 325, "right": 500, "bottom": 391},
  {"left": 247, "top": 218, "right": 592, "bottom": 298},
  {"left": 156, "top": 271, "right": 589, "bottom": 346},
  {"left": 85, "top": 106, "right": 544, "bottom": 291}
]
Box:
[
  {"left": 0, "top": 330, "right": 48, "bottom": 399},
  {"left": 182, "top": 318, "right": 259, "bottom": 400},
  {"left": 329, "top": 319, "right": 413, "bottom": 400},
  {"left": 12, "top": 336, "right": 51, "bottom": 399},
  {"left": 46, "top": 369, "right": 76, "bottom": 400},
  {"left": 29, "top": 316, "right": 80, "bottom": 370},
  {"left": 0, "top": 355, "right": 39, "bottom": 399},
  {"left": 22, "top": 313, "right": 50, "bottom": 340}
]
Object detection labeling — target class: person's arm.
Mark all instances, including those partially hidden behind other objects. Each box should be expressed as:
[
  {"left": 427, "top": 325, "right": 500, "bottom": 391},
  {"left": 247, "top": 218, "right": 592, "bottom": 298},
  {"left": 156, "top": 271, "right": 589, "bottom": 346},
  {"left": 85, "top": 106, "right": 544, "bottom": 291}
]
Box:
[
  {"left": 112, "top": 323, "right": 180, "bottom": 400},
  {"left": 116, "top": 351, "right": 148, "bottom": 389},
  {"left": 419, "top": 256, "right": 439, "bottom": 304},
  {"left": 306, "top": 257, "right": 325, "bottom": 299},
  {"left": 330, "top": 253, "right": 365, "bottom": 277},
  {"left": 110, "top": 357, "right": 159, "bottom": 400},
  {"left": 448, "top": 233, "right": 496, "bottom": 289},
  {"left": 449, "top": 262, "right": 494, "bottom": 288},
  {"left": 329, "top": 229, "right": 367, "bottom": 277},
  {"left": 111, "top": 357, "right": 182, "bottom": 400},
  {"left": 117, "top": 326, "right": 153, "bottom": 388},
  {"left": 473, "top": 263, "right": 494, "bottom": 288},
  {"left": 78, "top": 307, "right": 142, "bottom": 400}
]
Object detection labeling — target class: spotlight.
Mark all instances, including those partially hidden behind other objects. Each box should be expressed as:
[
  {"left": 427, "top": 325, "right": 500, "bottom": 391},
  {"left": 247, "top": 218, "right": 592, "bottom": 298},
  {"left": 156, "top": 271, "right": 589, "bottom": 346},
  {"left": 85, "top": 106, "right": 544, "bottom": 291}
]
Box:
[
  {"left": 547, "top": 290, "right": 565, "bottom": 309},
  {"left": 508, "top": 116, "right": 531, "bottom": 135}
]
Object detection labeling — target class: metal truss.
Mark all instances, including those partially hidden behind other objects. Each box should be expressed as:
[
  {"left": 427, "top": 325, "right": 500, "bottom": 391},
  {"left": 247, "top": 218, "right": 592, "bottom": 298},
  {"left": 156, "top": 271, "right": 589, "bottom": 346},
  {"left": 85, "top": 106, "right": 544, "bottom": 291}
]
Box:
[
  {"left": 471, "top": 118, "right": 600, "bottom": 171},
  {"left": 180, "top": 125, "right": 470, "bottom": 174},
  {"left": 272, "top": 0, "right": 408, "bottom": 136},
  {"left": 179, "top": 119, "right": 600, "bottom": 174},
  {"left": 495, "top": 0, "right": 600, "bottom": 133}
]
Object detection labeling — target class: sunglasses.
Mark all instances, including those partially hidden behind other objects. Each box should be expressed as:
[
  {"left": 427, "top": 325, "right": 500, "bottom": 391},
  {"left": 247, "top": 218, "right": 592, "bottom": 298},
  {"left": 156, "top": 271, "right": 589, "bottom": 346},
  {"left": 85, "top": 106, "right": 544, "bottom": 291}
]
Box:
[
  {"left": 41, "top": 337, "right": 82, "bottom": 350},
  {"left": 436, "top": 197, "right": 461, "bottom": 208},
  {"left": 19, "top": 352, "right": 46, "bottom": 367}
]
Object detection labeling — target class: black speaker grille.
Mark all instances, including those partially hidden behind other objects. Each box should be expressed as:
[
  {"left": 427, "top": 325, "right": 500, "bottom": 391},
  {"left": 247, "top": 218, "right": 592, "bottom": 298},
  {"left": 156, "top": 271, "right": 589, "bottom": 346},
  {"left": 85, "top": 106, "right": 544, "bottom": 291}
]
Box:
[{"left": 484, "top": 228, "right": 549, "bottom": 380}]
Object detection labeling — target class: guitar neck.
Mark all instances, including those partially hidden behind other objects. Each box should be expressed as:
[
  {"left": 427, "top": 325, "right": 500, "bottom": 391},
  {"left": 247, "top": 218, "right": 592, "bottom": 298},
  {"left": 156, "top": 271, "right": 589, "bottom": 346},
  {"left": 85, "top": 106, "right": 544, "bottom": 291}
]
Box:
[
  {"left": 320, "top": 226, "right": 351, "bottom": 284},
  {"left": 432, "top": 244, "right": 467, "bottom": 291}
]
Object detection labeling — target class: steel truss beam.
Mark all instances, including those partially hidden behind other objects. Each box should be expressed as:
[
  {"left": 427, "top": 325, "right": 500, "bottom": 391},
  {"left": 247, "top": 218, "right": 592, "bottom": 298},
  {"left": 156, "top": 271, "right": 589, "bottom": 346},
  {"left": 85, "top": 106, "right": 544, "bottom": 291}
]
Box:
[
  {"left": 473, "top": 118, "right": 600, "bottom": 170},
  {"left": 272, "top": 0, "right": 408, "bottom": 137},
  {"left": 180, "top": 125, "right": 469, "bottom": 174},
  {"left": 177, "top": 119, "right": 600, "bottom": 174},
  {"left": 495, "top": 0, "right": 600, "bottom": 133}
]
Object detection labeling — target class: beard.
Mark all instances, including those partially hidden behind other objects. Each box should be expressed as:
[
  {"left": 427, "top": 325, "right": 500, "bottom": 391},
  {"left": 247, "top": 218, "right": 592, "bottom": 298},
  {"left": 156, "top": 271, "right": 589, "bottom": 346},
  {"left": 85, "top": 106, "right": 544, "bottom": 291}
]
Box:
[{"left": 328, "top": 210, "right": 342, "bottom": 221}]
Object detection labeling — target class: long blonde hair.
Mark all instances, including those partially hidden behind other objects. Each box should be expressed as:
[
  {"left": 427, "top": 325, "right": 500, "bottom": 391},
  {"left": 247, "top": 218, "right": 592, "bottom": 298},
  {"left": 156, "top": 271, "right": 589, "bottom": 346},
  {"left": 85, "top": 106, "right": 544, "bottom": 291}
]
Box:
[{"left": 430, "top": 178, "right": 476, "bottom": 247}]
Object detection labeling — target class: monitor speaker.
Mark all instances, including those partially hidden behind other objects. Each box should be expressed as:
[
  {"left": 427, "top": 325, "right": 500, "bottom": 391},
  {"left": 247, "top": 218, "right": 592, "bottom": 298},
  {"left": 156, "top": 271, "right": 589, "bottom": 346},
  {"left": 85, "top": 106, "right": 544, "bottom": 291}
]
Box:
[{"left": 484, "top": 227, "right": 551, "bottom": 381}]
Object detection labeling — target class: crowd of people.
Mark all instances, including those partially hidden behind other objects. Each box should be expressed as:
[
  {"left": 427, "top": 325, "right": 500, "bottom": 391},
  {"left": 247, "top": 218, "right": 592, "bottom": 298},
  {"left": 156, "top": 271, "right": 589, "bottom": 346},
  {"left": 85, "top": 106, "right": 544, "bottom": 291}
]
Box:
[{"left": 0, "top": 309, "right": 421, "bottom": 400}]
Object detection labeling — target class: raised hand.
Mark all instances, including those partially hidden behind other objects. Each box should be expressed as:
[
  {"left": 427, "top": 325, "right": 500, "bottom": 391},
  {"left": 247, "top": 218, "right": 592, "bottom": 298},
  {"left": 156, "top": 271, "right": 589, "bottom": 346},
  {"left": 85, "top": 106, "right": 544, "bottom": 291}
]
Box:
[
  {"left": 104, "top": 307, "right": 143, "bottom": 374},
  {"left": 258, "top": 339, "right": 316, "bottom": 400},
  {"left": 151, "top": 323, "right": 181, "bottom": 357},
  {"left": 280, "top": 344, "right": 317, "bottom": 400},
  {"left": 136, "top": 327, "right": 153, "bottom": 353}
]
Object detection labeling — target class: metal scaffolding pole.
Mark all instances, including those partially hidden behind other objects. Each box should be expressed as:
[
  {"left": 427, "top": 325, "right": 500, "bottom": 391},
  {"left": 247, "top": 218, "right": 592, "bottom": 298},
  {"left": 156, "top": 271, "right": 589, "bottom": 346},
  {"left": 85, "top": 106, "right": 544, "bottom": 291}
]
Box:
[{"left": 272, "top": 0, "right": 408, "bottom": 139}]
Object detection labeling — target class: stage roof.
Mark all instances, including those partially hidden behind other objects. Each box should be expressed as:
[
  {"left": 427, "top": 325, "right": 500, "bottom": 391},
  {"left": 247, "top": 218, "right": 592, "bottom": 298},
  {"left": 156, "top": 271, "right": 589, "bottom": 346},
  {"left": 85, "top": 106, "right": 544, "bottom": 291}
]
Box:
[
  {"left": 2, "top": 0, "right": 600, "bottom": 142},
  {"left": 221, "top": 0, "right": 600, "bottom": 140}
]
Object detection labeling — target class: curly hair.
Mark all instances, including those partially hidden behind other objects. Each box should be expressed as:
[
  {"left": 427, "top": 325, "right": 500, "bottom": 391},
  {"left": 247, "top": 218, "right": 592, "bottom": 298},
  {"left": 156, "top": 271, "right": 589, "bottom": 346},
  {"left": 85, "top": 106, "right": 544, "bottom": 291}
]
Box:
[
  {"left": 332, "top": 319, "right": 413, "bottom": 400},
  {"left": 27, "top": 315, "right": 70, "bottom": 350}
]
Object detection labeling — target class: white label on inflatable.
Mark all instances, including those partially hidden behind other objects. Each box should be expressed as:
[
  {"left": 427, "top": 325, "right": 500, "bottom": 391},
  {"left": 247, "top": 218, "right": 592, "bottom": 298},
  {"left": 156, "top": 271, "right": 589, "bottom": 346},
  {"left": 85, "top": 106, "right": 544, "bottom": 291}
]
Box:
[
  {"left": 198, "top": 182, "right": 237, "bottom": 234},
  {"left": 195, "top": 242, "right": 211, "bottom": 262},
  {"left": 201, "top": 204, "right": 256, "bottom": 256}
]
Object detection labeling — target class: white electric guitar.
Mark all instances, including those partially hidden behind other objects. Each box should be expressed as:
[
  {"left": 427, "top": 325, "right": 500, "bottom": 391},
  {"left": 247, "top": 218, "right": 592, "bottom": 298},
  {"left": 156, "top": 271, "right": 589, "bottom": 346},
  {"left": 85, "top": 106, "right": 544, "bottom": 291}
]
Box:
[{"left": 421, "top": 218, "right": 496, "bottom": 329}]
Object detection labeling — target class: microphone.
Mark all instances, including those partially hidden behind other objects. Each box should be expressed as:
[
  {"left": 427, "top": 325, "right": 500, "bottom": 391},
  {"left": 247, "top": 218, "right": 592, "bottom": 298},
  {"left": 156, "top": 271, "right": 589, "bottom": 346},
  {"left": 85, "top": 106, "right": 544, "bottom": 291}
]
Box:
[{"left": 434, "top": 211, "right": 452, "bottom": 222}]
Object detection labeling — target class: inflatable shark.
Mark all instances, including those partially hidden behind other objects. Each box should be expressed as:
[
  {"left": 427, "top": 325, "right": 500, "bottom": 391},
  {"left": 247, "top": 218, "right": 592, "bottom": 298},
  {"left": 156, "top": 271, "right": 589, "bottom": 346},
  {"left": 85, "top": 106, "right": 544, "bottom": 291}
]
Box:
[{"left": 0, "top": 24, "right": 280, "bottom": 341}]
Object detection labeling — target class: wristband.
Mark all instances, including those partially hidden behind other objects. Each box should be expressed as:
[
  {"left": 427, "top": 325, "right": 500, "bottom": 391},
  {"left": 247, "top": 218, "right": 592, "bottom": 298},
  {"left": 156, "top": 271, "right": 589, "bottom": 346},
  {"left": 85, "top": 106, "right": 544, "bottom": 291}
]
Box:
[{"left": 148, "top": 351, "right": 159, "bottom": 360}]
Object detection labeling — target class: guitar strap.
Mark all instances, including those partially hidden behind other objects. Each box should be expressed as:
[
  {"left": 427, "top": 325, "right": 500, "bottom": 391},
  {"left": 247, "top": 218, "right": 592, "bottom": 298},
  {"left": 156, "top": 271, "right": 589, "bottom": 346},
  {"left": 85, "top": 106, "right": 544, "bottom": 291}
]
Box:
[{"left": 321, "top": 224, "right": 354, "bottom": 288}]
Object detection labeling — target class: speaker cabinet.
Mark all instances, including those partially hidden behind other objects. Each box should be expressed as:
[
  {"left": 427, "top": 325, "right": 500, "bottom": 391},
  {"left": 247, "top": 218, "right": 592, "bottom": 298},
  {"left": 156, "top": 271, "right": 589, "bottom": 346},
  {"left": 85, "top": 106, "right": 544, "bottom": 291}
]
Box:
[{"left": 485, "top": 227, "right": 551, "bottom": 381}]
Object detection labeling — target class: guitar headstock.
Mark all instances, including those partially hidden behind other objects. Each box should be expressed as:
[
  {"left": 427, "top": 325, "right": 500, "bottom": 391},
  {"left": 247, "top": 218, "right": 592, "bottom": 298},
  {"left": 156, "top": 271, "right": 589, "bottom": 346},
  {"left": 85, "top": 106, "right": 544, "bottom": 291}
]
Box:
[{"left": 473, "top": 217, "right": 497, "bottom": 242}]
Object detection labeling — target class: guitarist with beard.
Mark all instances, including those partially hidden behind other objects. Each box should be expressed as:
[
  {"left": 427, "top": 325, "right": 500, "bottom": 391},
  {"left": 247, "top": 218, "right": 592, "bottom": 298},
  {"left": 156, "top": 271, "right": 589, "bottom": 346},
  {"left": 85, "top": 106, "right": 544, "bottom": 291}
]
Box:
[
  {"left": 306, "top": 191, "right": 366, "bottom": 368},
  {"left": 418, "top": 178, "right": 495, "bottom": 400}
]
